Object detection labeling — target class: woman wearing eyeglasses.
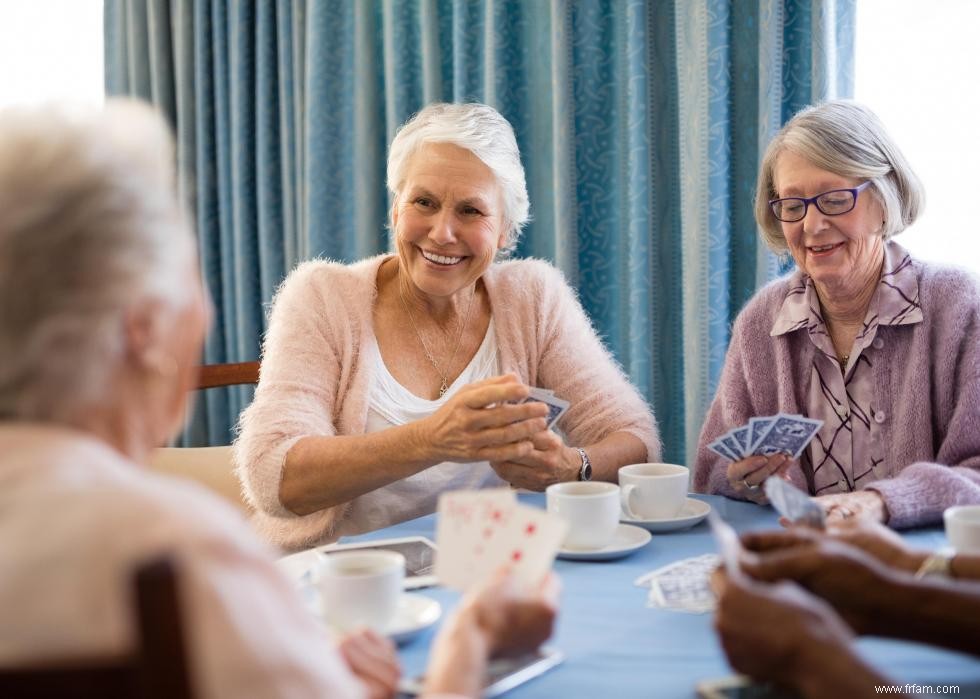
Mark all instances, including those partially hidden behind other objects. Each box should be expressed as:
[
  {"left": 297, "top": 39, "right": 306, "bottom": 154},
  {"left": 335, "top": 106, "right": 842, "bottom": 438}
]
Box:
[{"left": 693, "top": 100, "right": 980, "bottom": 529}]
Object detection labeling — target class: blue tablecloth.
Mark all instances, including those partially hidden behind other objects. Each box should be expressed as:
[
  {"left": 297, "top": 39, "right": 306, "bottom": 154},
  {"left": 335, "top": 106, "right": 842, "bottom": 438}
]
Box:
[{"left": 341, "top": 494, "right": 980, "bottom": 698}]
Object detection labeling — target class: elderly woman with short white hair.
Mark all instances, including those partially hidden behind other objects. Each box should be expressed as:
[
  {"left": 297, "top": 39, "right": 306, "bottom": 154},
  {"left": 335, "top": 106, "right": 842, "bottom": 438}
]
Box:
[
  {"left": 694, "top": 100, "right": 980, "bottom": 528},
  {"left": 0, "top": 100, "right": 561, "bottom": 699},
  {"left": 236, "top": 102, "right": 660, "bottom": 549}
]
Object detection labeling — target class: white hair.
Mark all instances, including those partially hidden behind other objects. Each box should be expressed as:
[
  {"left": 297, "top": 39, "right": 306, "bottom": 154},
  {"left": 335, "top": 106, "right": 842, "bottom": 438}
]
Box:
[
  {"left": 386, "top": 102, "right": 530, "bottom": 254},
  {"left": 0, "top": 99, "right": 194, "bottom": 423},
  {"left": 755, "top": 99, "right": 925, "bottom": 252}
]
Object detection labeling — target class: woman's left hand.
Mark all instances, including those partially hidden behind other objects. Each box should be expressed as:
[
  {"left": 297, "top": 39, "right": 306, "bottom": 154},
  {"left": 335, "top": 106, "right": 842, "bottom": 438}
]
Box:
[
  {"left": 489, "top": 430, "right": 579, "bottom": 490},
  {"left": 816, "top": 490, "right": 888, "bottom": 525},
  {"left": 338, "top": 628, "right": 401, "bottom": 699}
]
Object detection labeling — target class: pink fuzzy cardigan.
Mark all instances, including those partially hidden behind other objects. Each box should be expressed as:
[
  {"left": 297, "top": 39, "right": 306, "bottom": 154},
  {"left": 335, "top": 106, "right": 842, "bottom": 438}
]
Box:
[
  {"left": 235, "top": 255, "right": 661, "bottom": 549},
  {"left": 693, "top": 252, "right": 980, "bottom": 528}
]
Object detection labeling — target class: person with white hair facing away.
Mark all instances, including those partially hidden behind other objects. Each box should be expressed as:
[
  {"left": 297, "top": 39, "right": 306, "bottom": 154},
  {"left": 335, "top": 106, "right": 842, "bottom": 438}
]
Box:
[
  {"left": 235, "top": 102, "right": 660, "bottom": 550},
  {"left": 0, "top": 100, "right": 558, "bottom": 699},
  {"left": 694, "top": 100, "right": 980, "bottom": 528}
]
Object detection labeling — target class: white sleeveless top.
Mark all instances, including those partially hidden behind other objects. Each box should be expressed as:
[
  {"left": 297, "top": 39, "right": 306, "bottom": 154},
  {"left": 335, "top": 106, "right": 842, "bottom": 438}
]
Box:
[{"left": 335, "top": 322, "right": 507, "bottom": 537}]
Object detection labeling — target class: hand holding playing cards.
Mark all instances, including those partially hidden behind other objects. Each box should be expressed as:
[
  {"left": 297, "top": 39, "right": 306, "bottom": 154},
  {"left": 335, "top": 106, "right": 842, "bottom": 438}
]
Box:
[
  {"left": 418, "top": 375, "right": 549, "bottom": 463},
  {"left": 489, "top": 429, "right": 579, "bottom": 490},
  {"left": 714, "top": 572, "right": 886, "bottom": 697},
  {"left": 462, "top": 568, "right": 560, "bottom": 658},
  {"left": 337, "top": 629, "right": 400, "bottom": 699},
  {"left": 423, "top": 570, "right": 559, "bottom": 698},
  {"left": 738, "top": 530, "right": 898, "bottom": 634},
  {"left": 727, "top": 454, "right": 791, "bottom": 502}
]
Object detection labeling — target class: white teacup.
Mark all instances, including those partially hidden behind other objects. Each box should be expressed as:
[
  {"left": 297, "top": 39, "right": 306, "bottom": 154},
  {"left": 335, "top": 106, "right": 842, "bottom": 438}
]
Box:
[
  {"left": 317, "top": 550, "right": 404, "bottom": 632},
  {"left": 546, "top": 481, "right": 621, "bottom": 551},
  {"left": 944, "top": 505, "right": 980, "bottom": 554},
  {"left": 619, "top": 463, "right": 689, "bottom": 520}
]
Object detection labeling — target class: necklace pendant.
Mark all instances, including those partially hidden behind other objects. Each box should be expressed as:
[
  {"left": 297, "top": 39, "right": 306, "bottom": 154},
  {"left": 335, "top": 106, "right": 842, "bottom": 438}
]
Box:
[{"left": 439, "top": 379, "right": 449, "bottom": 397}]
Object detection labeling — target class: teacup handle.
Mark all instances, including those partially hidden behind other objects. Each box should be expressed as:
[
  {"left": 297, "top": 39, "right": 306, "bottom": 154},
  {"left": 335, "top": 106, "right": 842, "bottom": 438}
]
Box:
[{"left": 620, "top": 484, "right": 639, "bottom": 519}]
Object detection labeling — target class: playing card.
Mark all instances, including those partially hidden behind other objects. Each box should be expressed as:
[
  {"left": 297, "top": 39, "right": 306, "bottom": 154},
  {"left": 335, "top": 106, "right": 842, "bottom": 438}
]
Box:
[
  {"left": 435, "top": 490, "right": 567, "bottom": 592},
  {"left": 481, "top": 504, "right": 568, "bottom": 590},
  {"left": 635, "top": 554, "right": 719, "bottom": 614},
  {"left": 435, "top": 489, "right": 518, "bottom": 591},
  {"left": 521, "top": 388, "right": 570, "bottom": 430},
  {"left": 747, "top": 416, "right": 776, "bottom": 454},
  {"left": 707, "top": 437, "right": 740, "bottom": 462},
  {"left": 763, "top": 477, "right": 826, "bottom": 529},
  {"left": 718, "top": 432, "right": 745, "bottom": 460},
  {"left": 729, "top": 426, "right": 752, "bottom": 456},
  {"left": 706, "top": 511, "right": 741, "bottom": 575},
  {"left": 752, "top": 413, "right": 823, "bottom": 458}
]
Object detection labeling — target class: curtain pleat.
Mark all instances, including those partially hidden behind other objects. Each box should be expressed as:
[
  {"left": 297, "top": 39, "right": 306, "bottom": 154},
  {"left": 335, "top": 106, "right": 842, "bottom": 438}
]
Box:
[{"left": 105, "top": 0, "right": 854, "bottom": 461}]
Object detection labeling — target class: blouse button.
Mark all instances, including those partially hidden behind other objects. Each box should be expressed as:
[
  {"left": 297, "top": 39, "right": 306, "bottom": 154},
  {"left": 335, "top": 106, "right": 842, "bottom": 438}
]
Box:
[
  {"left": 874, "top": 410, "right": 887, "bottom": 423},
  {"left": 837, "top": 479, "right": 848, "bottom": 491},
  {"left": 873, "top": 465, "right": 886, "bottom": 478},
  {"left": 872, "top": 337, "right": 885, "bottom": 350},
  {"left": 835, "top": 403, "right": 850, "bottom": 418}
]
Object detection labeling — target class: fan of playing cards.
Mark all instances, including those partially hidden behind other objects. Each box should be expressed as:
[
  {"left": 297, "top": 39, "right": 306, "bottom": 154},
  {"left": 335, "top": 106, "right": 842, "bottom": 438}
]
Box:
[
  {"left": 707, "top": 413, "right": 823, "bottom": 461},
  {"left": 434, "top": 489, "right": 568, "bottom": 592}
]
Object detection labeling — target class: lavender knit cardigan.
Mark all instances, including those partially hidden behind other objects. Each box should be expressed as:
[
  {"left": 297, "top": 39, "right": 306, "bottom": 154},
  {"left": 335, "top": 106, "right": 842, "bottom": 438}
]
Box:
[
  {"left": 235, "top": 255, "right": 661, "bottom": 549},
  {"left": 693, "top": 256, "right": 980, "bottom": 528}
]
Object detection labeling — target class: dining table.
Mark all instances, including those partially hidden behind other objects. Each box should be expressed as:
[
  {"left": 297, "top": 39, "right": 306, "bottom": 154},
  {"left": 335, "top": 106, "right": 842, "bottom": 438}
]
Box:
[{"left": 333, "top": 493, "right": 980, "bottom": 698}]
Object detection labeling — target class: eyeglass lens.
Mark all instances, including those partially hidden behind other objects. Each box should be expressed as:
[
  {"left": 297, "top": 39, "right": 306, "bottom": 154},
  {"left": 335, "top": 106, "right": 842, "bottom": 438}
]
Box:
[{"left": 771, "top": 189, "right": 856, "bottom": 222}]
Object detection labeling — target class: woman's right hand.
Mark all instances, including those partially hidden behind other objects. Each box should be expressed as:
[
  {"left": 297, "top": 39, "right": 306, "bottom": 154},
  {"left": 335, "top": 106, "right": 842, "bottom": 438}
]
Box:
[
  {"left": 416, "top": 374, "right": 550, "bottom": 464},
  {"left": 422, "top": 571, "right": 559, "bottom": 697},
  {"left": 726, "top": 454, "right": 791, "bottom": 503}
]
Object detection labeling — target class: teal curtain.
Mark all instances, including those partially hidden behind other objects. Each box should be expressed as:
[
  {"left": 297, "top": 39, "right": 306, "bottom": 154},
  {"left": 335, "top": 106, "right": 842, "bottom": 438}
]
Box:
[{"left": 105, "top": 0, "right": 854, "bottom": 461}]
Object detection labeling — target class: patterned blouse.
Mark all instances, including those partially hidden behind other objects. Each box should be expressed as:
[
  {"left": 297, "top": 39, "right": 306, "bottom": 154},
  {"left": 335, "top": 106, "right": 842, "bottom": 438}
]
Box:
[{"left": 769, "top": 243, "right": 923, "bottom": 495}]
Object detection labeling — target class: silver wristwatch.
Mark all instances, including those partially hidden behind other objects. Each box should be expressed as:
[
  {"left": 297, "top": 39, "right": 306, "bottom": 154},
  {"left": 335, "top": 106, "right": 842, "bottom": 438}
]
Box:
[{"left": 576, "top": 447, "right": 593, "bottom": 481}]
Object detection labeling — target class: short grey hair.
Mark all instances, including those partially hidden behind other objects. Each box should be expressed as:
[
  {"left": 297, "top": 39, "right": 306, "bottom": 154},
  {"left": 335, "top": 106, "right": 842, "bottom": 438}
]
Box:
[
  {"left": 386, "top": 102, "right": 530, "bottom": 254},
  {"left": 0, "top": 99, "right": 194, "bottom": 423},
  {"left": 755, "top": 99, "right": 925, "bottom": 252}
]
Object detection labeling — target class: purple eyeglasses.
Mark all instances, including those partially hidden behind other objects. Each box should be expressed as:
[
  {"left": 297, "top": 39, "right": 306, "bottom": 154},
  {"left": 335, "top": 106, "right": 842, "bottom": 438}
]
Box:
[{"left": 769, "top": 181, "right": 872, "bottom": 222}]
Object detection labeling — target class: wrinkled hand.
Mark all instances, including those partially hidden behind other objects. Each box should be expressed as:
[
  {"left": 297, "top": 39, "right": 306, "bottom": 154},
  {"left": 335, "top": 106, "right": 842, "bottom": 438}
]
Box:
[
  {"left": 738, "top": 529, "right": 897, "bottom": 633},
  {"left": 825, "top": 517, "right": 923, "bottom": 572},
  {"left": 489, "top": 430, "right": 579, "bottom": 490},
  {"left": 714, "top": 571, "right": 855, "bottom": 689},
  {"left": 726, "top": 454, "right": 791, "bottom": 503},
  {"left": 338, "top": 628, "right": 400, "bottom": 699},
  {"left": 419, "top": 375, "right": 549, "bottom": 464},
  {"left": 816, "top": 490, "right": 888, "bottom": 526},
  {"left": 458, "top": 569, "right": 560, "bottom": 658}
]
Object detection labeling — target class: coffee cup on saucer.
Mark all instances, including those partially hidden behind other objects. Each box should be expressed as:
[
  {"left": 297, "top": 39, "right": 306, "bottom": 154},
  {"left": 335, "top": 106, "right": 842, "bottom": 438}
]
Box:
[
  {"left": 546, "top": 481, "right": 621, "bottom": 550},
  {"left": 619, "top": 463, "right": 689, "bottom": 520},
  {"left": 944, "top": 505, "right": 980, "bottom": 554},
  {"left": 317, "top": 550, "right": 405, "bottom": 632}
]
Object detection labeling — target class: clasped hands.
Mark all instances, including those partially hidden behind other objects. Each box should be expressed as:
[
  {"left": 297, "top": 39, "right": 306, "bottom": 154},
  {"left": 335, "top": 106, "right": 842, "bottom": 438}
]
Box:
[{"left": 416, "top": 374, "right": 579, "bottom": 489}]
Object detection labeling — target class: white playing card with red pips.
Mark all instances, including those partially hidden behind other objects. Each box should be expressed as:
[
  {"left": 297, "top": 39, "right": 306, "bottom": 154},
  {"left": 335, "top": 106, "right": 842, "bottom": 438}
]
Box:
[{"left": 435, "top": 489, "right": 567, "bottom": 592}]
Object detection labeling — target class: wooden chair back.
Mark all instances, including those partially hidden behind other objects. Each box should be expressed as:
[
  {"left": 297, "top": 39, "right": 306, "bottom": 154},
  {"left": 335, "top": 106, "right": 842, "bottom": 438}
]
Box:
[
  {"left": 195, "top": 360, "right": 260, "bottom": 390},
  {"left": 0, "top": 557, "right": 194, "bottom": 699}
]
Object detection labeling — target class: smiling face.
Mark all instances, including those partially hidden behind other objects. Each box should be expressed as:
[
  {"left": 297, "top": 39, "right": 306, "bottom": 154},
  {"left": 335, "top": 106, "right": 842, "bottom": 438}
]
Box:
[
  {"left": 392, "top": 142, "right": 507, "bottom": 301},
  {"left": 773, "top": 150, "right": 886, "bottom": 296}
]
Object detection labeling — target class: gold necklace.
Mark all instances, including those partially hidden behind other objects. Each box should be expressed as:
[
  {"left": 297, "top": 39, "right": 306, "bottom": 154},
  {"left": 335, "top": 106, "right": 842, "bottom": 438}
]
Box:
[{"left": 398, "top": 280, "right": 477, "bottom": 397}]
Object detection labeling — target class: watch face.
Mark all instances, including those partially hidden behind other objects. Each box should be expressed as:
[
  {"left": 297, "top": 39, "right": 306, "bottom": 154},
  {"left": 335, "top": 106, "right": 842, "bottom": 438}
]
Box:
[{"left": 581, "top": 462, "right": 592, "bottom": 481}]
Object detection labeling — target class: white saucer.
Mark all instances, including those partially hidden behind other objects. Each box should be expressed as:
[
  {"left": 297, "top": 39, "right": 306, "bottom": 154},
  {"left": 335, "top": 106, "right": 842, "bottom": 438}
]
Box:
[
  {"left": 384, "top": 593, "right": 442, "bottom": 644},
  {"left": 620, "top": 497, "right": 711, "bottom": 532},
  {"left": 557, "top": 523, "right": 652, "bottom": 561}
]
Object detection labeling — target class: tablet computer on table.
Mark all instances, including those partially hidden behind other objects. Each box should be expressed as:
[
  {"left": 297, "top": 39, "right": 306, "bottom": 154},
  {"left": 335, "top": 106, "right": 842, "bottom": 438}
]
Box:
[{"left": 397, "top": 647, "right": 564, "bottom": 697}]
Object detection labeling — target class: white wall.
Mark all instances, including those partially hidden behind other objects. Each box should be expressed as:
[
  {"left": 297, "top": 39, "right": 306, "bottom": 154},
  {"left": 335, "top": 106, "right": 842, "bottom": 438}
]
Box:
[
  {"left": 856, "top": 0, "right": 980, "bottom": 273},
  {"left": 0, "top": 0, "right": 104, "bottom": 108}
]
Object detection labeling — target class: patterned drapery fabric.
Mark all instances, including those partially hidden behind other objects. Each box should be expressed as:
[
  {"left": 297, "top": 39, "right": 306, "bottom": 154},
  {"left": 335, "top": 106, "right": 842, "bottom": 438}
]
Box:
[{"left": 105, "top": 0, "right": 854, "bottom": 461}]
